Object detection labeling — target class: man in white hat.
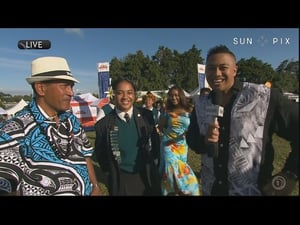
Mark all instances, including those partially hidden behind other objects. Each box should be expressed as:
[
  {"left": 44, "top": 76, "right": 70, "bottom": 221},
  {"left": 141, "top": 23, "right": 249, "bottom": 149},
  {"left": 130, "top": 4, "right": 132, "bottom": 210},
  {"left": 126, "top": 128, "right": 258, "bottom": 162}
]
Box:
[{"left": 0, "top": 56, "right": 101, "bottom": 196}]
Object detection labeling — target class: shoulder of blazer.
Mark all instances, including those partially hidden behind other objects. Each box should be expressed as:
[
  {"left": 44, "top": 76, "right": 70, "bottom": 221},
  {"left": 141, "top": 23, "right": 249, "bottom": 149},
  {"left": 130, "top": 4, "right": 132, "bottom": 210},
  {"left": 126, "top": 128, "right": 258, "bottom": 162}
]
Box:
[
  {"left": 136, "top": 107, "right": 153, "bottom": 121},
  {"left": 133, "top": 107, "right": 151, "bottom": 136},
  {"left": 95, "top": 110, "right": 117, "bottom": 131}
]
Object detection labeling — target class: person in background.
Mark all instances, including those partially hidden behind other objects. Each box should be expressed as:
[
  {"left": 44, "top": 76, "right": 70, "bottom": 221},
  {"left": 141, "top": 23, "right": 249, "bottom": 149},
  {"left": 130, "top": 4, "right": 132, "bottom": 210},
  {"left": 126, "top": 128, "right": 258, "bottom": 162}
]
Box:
[
  {"left": 94, "top": 78, "right": 161, "bottom": 196},
  {"left": 0, "top": 114, "right": 8, "bottom": 123},
  {"left": 155, "top": 100, "right": 163, "bottom": 114},
  {"left": 200, "top": 87, "right": 211, "bottom": 97},
  {"left": 143, "top": 91, "right": 160, "bottom": 129},
  {"left": 158, "top": 86, "right": 200, "bottom": 196},
  {"left": 186, "top": 45, "right": 299, "bottom": 196},
  {"left": 0, "top": 56, "right": 101, "bottom": 196}
]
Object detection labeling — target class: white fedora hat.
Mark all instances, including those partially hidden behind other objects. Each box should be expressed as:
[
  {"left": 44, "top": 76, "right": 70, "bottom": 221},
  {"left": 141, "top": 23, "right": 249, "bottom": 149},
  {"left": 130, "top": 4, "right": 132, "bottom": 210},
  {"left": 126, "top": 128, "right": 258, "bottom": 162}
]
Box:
[{"left": 26, "top": 56, "right": 79, "bottom": 84}]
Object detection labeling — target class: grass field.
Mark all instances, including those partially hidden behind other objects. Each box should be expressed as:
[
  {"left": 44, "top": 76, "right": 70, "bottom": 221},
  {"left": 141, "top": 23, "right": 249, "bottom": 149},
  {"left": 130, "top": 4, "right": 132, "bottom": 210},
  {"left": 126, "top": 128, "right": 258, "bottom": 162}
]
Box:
[{"left": 87, "top": 131, "right": 299, "bottom": 196}]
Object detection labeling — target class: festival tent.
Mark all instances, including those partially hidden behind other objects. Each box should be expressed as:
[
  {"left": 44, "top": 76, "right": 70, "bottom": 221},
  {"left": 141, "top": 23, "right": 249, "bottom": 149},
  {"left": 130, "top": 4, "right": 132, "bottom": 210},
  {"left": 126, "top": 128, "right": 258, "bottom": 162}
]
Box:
[
  {"left": 70, "top": 93, "right": 100, "bottom": 130},
  {"left": 90, "top": 97, "right": 110, "bottom": 108},
  {"left": 0, "top": 107, "right": 7, "bottom": 115},
  {"left": 5, "top": 99, "right": 28, "bottom": 117},
  {"left": 0, "top": 107, "right": 8, "bottom": 122}
]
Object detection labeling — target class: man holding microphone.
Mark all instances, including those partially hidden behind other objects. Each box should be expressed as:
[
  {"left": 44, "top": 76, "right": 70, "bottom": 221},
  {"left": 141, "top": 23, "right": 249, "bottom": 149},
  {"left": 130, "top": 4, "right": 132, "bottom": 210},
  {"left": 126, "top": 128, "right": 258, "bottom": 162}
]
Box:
[{"left": 186, "top": 45, "right": 298, "bottom": 196}]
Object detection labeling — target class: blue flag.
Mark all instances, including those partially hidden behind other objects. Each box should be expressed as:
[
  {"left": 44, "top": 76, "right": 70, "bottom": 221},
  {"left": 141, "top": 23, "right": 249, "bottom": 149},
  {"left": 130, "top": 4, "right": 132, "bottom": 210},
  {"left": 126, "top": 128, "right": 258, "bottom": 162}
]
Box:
[{"left": 97, "top": 62, "right": 110, "bottom": 99}]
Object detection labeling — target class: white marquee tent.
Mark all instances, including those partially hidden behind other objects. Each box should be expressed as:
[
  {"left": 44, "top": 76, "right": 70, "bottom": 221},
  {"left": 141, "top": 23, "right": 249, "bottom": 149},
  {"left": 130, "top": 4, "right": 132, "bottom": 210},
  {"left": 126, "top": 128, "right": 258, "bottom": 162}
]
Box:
[
  {"left": 0, "top": 107, "right": 7, "bottom": 115},
  {"left": 6, "top": 99, "right": 28, "bottom": 117}
]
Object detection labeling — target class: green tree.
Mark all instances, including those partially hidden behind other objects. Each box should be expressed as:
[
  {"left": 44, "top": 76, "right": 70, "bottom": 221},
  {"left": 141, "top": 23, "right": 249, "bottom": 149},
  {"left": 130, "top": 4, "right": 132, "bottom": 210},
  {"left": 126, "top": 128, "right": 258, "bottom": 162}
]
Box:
[
  {"left": 152, "top": 46, "right": 178, "bottom": 89},
  {"left": 237, "top": 57, "right": 276, "bottom": 84},
  {"left": 175, "top": 45, "right": 204, "bottom": 91},
  {"left": 275, "top": 60, "right": 299, "bottom": 93},
  {"left": 110, "top": 57, "right": 125, "bottom": 82}
]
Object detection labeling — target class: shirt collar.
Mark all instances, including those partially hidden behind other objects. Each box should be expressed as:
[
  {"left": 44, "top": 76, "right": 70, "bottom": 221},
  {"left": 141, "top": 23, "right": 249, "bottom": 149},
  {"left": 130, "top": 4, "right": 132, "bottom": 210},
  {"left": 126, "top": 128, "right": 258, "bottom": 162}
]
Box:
[
  {"left": 116, "top": 107, "right": 133, "bottom": 121},
  {"left": 36, "top": 104, "right": 57, "bottom": 121}
]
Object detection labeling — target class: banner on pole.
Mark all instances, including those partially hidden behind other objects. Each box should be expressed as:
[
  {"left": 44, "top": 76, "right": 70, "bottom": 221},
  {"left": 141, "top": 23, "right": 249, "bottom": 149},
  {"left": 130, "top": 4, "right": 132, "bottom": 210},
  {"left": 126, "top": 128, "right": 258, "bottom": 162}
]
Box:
[
  {"left": 97, "top": 62, "right": 110, "bottom": 99},
  {"left": 197, "top": 64, "right": 210, "bottom": 91}
]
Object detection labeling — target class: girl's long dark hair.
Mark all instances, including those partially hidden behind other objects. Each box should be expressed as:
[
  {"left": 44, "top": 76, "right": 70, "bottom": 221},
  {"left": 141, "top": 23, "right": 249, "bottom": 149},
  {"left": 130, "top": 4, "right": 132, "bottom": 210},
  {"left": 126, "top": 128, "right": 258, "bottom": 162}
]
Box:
[{"left": 166, "top": 86, "right": 193, "bottom": 112}]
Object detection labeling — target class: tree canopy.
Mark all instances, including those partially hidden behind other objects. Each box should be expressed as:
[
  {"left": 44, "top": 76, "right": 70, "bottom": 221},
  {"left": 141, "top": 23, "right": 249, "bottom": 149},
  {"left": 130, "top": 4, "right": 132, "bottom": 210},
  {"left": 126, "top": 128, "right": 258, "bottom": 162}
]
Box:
[
  {"left": 1, "top": 45, "right": 298, "bottom": 105},
  {"left": 109, "top": 45, "right": 298, "bottom": 93}
]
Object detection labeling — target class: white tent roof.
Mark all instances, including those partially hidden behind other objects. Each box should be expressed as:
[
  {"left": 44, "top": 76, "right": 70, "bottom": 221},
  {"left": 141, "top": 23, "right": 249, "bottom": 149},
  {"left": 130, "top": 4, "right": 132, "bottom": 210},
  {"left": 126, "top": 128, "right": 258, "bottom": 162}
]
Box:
[
  {"left": 0, "top": 107, "right": 7, "bottom": 115},
  {"left": 137, "top": 89, "right": 191, "bottom": 100},
  {"left": 189, "top": 87, "right": 200, "bottom": 96},
  {"left": 72, "top": 93, "right": 99, "bottom": 103},
  {"left": 6, "top": 99, "right": 28, "bottom": 116}
]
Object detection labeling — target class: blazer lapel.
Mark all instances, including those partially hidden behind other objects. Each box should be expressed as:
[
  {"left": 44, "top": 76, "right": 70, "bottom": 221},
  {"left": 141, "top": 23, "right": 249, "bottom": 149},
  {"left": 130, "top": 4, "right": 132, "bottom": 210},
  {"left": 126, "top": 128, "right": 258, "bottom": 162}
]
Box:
[{"left": 133, "top": 107, "right": 146, "bottom": 138}]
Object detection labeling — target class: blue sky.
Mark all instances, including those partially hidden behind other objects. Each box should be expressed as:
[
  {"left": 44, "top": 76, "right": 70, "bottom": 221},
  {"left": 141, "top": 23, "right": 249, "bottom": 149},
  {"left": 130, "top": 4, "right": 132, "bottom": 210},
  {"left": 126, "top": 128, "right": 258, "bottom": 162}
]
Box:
[{"left": 0, "top": 28, "right": 298, "bottom": 95}]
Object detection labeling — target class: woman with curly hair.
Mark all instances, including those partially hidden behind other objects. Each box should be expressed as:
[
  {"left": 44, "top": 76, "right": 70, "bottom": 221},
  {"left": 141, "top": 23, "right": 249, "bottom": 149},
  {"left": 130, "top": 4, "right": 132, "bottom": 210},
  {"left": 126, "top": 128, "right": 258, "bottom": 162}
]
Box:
[{"left": 158, "top": 86, "right": 200, "bottom": 196}]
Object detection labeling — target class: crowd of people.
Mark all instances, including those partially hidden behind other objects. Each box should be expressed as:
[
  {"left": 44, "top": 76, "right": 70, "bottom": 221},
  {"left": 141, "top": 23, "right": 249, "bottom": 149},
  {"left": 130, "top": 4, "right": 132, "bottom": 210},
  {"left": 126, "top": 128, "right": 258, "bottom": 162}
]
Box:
[{"left": 0, "top": 45, "right": 298, "bottom": 196}]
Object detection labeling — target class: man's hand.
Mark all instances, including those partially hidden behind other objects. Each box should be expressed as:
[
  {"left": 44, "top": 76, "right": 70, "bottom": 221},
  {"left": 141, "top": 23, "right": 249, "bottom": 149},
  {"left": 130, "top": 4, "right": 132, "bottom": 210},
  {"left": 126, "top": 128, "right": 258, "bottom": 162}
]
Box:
[{"left": 90, "top": 183, "right": 102, "bottom": 196}]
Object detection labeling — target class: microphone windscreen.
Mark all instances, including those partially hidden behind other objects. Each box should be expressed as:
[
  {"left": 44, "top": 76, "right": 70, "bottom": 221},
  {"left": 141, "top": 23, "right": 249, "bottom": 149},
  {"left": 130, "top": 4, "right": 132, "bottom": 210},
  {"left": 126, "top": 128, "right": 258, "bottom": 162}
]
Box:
[{"left": 212, "top": 89, "right": 223, "bottom": 105}]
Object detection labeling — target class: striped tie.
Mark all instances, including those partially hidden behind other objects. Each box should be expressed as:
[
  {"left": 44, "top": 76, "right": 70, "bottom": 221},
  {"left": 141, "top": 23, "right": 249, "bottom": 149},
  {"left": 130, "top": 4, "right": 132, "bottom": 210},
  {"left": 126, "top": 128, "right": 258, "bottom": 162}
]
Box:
[{"left": 124, "top": 113, "right": 130, "bottom": 123}]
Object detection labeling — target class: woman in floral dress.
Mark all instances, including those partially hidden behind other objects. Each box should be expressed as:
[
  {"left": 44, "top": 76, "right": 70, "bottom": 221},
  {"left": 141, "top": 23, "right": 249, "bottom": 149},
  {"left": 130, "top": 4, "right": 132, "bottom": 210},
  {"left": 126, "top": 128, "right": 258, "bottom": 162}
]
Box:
[{"left": 158, "top": 86, "right": 200, "bottom": 196}]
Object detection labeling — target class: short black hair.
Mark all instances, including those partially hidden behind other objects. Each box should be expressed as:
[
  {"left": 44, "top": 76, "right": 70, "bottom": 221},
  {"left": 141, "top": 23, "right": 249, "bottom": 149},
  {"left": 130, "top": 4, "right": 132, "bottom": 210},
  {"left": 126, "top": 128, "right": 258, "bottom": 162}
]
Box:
[
  {"left": 206, "top": 45, "right": 236, "bottom": 62},
  {"left": 112, "top": 77, "right": 137, "bottom": 92},
  {"left": 200, "top": 87, "right": 211, "bottom": 95}
]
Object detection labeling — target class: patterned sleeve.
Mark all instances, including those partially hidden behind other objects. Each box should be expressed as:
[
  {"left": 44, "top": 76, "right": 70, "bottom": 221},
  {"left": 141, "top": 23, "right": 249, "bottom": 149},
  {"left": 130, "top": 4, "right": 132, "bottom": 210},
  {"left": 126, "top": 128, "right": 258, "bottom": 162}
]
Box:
[
  {"left": 69, "top": 113, "right": 94, "bottom": 157},
  {"left": 0, "top": 119, "right": 23, "bottom": 194}
]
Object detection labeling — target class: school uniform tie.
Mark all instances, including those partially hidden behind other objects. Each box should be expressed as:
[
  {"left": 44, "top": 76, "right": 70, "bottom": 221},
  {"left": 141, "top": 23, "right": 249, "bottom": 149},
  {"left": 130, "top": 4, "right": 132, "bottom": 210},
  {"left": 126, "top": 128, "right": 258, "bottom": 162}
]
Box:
[{"left": 124, "top": 113, "right": 130, "bottom": 123}]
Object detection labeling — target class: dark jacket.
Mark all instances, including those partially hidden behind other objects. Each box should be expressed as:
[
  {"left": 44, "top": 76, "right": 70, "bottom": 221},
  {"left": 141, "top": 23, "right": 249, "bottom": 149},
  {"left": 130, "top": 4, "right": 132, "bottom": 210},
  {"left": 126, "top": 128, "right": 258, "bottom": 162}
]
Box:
[{"left": 94, "top": 107, "right": 161, "bottom": 195}]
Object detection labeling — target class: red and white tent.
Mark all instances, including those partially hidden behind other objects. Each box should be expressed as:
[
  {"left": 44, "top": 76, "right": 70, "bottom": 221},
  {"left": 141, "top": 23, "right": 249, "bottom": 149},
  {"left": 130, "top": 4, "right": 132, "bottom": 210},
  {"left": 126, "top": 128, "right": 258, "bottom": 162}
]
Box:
[
  {"left": 90, "top": 97, "right": 110, "bottom": 108},
  {"left": 70, "top": 93, "right": 99, "bottom": 129}
]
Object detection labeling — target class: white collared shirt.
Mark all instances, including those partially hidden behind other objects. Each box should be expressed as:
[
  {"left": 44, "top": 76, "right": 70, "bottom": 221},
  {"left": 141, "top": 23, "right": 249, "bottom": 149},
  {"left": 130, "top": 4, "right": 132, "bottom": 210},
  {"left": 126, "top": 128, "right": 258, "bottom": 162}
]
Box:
[{"left": 116, "top": 107, "right": 133, "bottom": 122}]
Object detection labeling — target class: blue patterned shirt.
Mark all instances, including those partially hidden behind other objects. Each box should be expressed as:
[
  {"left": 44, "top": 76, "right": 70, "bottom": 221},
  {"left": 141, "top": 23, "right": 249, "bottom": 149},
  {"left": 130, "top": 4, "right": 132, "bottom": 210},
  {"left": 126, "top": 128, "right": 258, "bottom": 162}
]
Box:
[{"left": 0, "top": 99, "right": 94, "bottom": 196}]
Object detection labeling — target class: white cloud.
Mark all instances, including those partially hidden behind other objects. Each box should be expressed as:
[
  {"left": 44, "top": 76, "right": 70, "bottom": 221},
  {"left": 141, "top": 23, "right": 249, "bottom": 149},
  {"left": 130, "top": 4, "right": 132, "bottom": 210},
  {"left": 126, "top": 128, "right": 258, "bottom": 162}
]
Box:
[{"left": 64, "top": 29, "right": 84, "bottom": 38}]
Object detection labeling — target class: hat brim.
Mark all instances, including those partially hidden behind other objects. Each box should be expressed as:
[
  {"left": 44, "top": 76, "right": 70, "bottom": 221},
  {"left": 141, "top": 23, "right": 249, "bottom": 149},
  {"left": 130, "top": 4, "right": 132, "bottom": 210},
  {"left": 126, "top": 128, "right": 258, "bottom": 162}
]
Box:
[{"left": 26, "top": 75, "right": 79, "bottom": 84}]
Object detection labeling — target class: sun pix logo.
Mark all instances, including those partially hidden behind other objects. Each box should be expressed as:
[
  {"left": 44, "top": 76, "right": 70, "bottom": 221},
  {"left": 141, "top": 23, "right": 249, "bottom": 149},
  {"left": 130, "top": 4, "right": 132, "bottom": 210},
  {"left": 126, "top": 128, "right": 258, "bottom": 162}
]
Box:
[{"left": 233, "top": 36, "right": 291, "bottom": 47}]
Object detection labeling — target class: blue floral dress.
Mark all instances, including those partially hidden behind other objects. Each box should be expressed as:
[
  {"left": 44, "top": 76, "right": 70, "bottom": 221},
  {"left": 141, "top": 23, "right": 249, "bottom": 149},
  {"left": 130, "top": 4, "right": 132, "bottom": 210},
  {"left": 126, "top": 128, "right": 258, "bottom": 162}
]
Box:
[{"left": 159, "top": 112, "right": 200, "bottom": 195}]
